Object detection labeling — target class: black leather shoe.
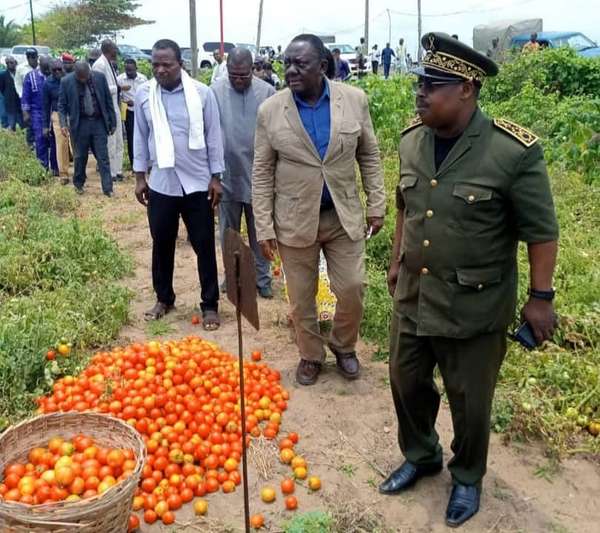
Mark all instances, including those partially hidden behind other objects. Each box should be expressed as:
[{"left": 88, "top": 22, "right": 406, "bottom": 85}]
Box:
[
  {"left": 445, "top": 483, "right": 480, "bottom": 528},
  {"left": 379, "top": 461, "right": 442, "bottom": 494},
  {"left": 328, "top": 345, "right": 360, "bottom": 380},
  {"left": 296, "top": 359, "right": 322, "bottom": 386}
]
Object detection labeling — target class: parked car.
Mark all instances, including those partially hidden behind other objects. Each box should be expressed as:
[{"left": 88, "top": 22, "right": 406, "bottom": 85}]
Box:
[
  {"left": 10, "top": 45, "right": 51, "bottom": 64},
  {"left": 325, "top": 43, "right": 370, "bottom": 75},
  {"left": 511, "top": 32, "right": 600, "bottom": 58},
  {"left": 181, "top": 48, "right": 215, "bottom": 71},
  {"left": 118, "top": 44, "right": 152, "bottom": 62},
  {"left": 235, "top": 43, "right": 257, "bottom": 60}
]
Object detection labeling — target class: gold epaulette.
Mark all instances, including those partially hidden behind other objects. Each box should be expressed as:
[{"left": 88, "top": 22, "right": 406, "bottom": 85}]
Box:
[
  {"left": 401, "top": 116, "right": 423, "bottom": 136},
  {"left": 493, "top": 118, "right": 538, "bottom": 148}
]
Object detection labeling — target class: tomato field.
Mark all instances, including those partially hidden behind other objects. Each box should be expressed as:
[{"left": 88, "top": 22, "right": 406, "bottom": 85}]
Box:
[{"left": 0, "top": 47, "right": 598, "bottom": 531}]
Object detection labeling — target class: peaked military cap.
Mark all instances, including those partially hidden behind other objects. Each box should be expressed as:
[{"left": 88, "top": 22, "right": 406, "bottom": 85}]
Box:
[{"left": 412, "top": 32, "right": 498, "bottom": 82}]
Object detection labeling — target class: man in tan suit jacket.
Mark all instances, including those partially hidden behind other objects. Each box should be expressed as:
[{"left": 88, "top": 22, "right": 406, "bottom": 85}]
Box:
[{"left": 252, "top": 34, "right": 386, "bottom": 385}]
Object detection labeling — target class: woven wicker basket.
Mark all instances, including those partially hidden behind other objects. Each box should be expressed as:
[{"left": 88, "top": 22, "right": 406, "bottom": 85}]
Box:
[{"left": 0, "top": 412, "right": 146, "bottom": 532}]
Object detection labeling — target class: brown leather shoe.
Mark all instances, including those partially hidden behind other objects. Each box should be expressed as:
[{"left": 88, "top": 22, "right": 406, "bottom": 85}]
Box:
[
  {"left": 329, "top": 345, "right": 360, "bottom": 380},
  {"left": 296, "top": 359, "right": 322, "bottom": 386}
]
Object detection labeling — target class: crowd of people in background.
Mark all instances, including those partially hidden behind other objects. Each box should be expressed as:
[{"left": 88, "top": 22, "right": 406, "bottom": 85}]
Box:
[{"left": 0, "top": 34, "right": 438, "bottom": 201}]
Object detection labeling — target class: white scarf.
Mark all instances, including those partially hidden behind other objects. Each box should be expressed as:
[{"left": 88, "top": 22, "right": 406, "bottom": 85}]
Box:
[{"left": 148, "top": 70, "right": 205, "bottom": 169}]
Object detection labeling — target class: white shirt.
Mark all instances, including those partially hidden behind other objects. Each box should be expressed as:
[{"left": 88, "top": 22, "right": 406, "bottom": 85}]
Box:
[
  {"left": 133, "top": 81, "right": 225, "bottom": 196},
  {"left": 15, "top": 63, "right": 33, "bottom": 98},
  {"left": 117, "top": 72, "right": 148, "bottom": 107},
  {"left": 369, "top": 49, "right": 381, "bottom": 62},
  {"left": 92, "top": 54, "right": 118, "bottom": 101},
  {"left": 211, "top": 62, "right": 228, "bottom": 84}
]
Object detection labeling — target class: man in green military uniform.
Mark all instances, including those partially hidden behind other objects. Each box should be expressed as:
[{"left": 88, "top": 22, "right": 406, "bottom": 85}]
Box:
[{"left": 380, "top": 33, "right": 559, "bottom": 528}]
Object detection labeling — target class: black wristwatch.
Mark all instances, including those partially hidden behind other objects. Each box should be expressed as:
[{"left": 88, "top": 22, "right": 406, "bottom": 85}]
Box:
[{"left": 528, "top": 288, "right": 555, "bottom": 301}]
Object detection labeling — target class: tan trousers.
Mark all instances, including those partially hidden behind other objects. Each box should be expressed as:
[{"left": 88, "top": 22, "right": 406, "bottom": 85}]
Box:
[
  {"left": 278, "top": 209, "right": 366, "bottom": 362},
  {"left": 51, "top": 112, "right": 69, "bottom": 178}
]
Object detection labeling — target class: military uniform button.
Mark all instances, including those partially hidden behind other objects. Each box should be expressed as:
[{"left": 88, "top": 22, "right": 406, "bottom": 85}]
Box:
[
  {"left": 423, "top": 239, "right": 430, "bottom": 247},
  {"left": 477, "top": 283, "right": 484, "bottom": 290},
  {"left": 430, "top": 179, "right": 438, "bottom": 187},
  {"left": 468, "top": 194, "right": 476, "bottom": 203},
  {"left": 421, "top": 267, "right": 429, "bottom": 275},
  {"left": 426, "top": 209, "right": 434, "bottom": 218}
]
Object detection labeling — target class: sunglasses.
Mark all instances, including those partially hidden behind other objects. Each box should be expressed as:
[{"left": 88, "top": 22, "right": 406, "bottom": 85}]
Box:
[
  {"left": 229, "top": 73, "right": 253, "bottom": 80},
  {"left": 412, "top": 79, "right": 464, "bottom": 92}
]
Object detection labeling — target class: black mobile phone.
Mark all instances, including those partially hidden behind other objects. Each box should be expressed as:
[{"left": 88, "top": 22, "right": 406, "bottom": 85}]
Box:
[{"left": 510, "top": 322, "right": 538, "bottom": 350}]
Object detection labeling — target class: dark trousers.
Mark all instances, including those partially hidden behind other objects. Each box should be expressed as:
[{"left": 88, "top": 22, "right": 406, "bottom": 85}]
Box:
[
  {"left": 125, "top": 109, "right": 134, "bottom": 167},
  {"left": 383, "top": 62, "right": 392, "bottom": 79},
  {"left": 389, "top": 311, "right": 506, "bottom": 487},
  {"left": 372, "top": 61, "right": 379, "bottom": 75},
  {"left": 5, "top": 109, "right": 24, "bottom": 131},
  {"left": 73, "top": 117, "right": 113, "bottom": 194},
  {"left": 147, "top": 189, "right": 219, "bottom": 312}
]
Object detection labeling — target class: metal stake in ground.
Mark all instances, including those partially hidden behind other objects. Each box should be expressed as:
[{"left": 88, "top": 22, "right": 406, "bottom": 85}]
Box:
[{"left": 223, "top": 229, "right": 260, "bottom": 533}]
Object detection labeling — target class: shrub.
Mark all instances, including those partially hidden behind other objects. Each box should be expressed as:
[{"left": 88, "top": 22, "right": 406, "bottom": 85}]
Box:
[{"left": 0, "top": 130, "right": 48, "bottom": 186}]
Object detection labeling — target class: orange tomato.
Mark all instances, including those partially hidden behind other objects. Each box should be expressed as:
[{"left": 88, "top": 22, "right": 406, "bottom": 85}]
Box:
[
  {"left": 143, "top": 509, "right": 158, "bottom": 524},
  {"left": 281, "top": 478, "right": 295, "bottom": 495},
  {"left": 55, "top": 466, "right": 75, "bottom": 487},
  {"left": 260, "top": 486, "right": 276, "bottom": 503},
  {"left": 308, "top": 476, "right": 322, "bottom": 491},
  {"left": 194, "top": 498, "right": 208, "bottom": 515},
  {"left": 250, "top": 514, "right": 265, "bottom": 529},
  {"left": 106, "top": 449, "right": 125, "bottom": 468},
  {"left": 154, "top": 499, "right": 169, "bottom": 517},
  {"left": 161, "top": 511, "right": 175, "bottom": 525},
  {"left": 128, "top": 514, "right": 140, "bottom": 531},
  {"left": 285, "top": 496, "right": 298, "bottom": 511}
]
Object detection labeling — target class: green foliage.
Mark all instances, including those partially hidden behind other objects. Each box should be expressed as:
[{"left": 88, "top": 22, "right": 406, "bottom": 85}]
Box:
[
  {"left": 0, "top": 130, "right": 132, "bottom": 423},
  {"left": 0, "top": 130, "right": 49, "bottom": 186},
  {"left": 283, "top": 511, "right": 333, "bottom": 533},
  {"left": 358, "top": 50, "right": 600, "bottom": 455},
  {"left": 0, "top": 16, "right": 21, "bottom": 48},
  {"left": 18, "top": 0, "right": 152, "bottom": 50},
  {"left": 353, "top": 75, "right": 415, "bottom": 155},
  {"left": 483, "top": 47, "right": 600, "bottom": 100}
]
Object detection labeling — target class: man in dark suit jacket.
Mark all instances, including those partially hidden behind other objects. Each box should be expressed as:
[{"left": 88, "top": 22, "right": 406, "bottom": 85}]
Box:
[
  {"left": 0, "top": 56, "right": 23, "bottom": 130},
  {"left": 58, "top": 61, "right": 116, "bottom": 196}
]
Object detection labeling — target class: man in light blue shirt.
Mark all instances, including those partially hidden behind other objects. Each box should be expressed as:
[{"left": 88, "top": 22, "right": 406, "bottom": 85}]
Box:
[{"left": 134, "top": 39, "right": 225, "bottom": 329}]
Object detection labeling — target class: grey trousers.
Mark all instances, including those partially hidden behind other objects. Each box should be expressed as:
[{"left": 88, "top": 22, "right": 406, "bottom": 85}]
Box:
[{"left": 219, "top": 200, "right": 272, "bottom": 290}]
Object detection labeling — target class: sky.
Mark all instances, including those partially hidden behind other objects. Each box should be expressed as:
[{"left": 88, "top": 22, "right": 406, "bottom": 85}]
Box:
[{"left": 6, "top": 0, "right": 600, "bottom": 57}]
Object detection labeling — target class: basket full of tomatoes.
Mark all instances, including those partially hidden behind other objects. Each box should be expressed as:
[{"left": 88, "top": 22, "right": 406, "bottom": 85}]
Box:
[{"left": 0, "top": 412, "right": 146, "bottom": 532}]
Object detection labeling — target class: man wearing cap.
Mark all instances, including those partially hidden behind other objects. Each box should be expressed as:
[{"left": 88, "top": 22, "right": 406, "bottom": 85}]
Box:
[
  {"left": 15, "top": 48, "right": 39, "bottom": 146},
  {"left": 61, "top": 53, "right": 75, "bottom": 74},
  {"left": 380, "top": 33, "right": 559, "bottom": 528},
  {"left": 22, "top": 56, "right": 57, "bottom": 172}
]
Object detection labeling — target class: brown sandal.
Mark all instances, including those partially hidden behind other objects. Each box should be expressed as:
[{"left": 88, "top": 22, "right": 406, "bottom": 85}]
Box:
[{"left": 144, "top": 302, "right": 175, "bottom": 321}]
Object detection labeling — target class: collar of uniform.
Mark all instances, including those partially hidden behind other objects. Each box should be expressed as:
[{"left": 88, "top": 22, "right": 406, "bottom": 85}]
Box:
[
  {"left": 293, "top": 78, "right": 330, "bottom": 108},
  {"left": 424, "top": 107, "right": 486, "bottom": 140}
]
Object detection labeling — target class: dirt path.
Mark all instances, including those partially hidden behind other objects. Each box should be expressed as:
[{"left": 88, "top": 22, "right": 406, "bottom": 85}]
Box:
[{"left": 79, "top": 176, "right": 599, "bottom": 533}]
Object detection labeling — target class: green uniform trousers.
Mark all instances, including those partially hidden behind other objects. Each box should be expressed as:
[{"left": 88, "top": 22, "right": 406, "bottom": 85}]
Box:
[{"left": 389, "top": 310, "right": 506, "bottom": 487}]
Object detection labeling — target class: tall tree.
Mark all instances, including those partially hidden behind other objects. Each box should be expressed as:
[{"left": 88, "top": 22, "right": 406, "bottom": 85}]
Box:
[
  {"left": 0, "top": 16, "right": 22, "bottom": 48},
  {"left": 18, "top": 0, "right": 152, "bottom": 50}
]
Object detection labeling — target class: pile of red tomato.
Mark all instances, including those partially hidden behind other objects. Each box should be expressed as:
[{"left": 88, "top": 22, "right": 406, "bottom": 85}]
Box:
[
  {"left": 0, "top": 435, "right": 134, "bottom": 505},
  {"left": 33, "top": 337, "right": 293, "bottom": 528}
]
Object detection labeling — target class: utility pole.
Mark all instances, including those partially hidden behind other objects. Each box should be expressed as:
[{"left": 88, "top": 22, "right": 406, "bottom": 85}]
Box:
[
  {"left": 417, "top": 0, "right": 422, "bottom": 61},
  {"left": 256, "top": 0, "right": 264, "bottom": 53},
  {"left": 189, "top": 0, "right": 198, "bottom": 77},
  {"left": 219, "top": 0, "right": 224, "bottom": 56},
  {"left": 29, "top": 0, "right": 36, "bottom": 45},
  {"left": 386, "top": 8, "right": 391, "bottom": 45},
  {"left": 364, "top": 0, "right": 369, "bottom": 49}
]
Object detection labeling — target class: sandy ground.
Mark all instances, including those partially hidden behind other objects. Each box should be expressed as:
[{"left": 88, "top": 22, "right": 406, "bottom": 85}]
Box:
[{"left": 76, "top": 173, "right": 599, "bottom": 533}]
